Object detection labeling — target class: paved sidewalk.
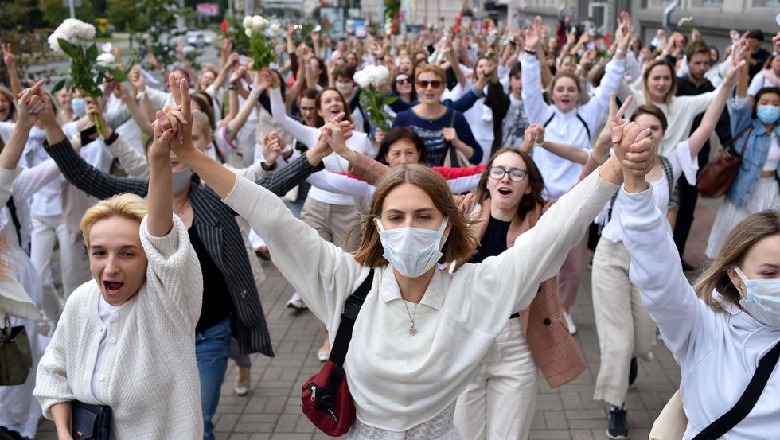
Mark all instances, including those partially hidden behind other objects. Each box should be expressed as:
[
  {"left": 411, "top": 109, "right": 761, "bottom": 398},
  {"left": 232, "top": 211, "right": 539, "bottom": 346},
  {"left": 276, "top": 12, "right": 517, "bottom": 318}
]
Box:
[{"left": 35, "top": 198, "right": 722, "bottom": 439}]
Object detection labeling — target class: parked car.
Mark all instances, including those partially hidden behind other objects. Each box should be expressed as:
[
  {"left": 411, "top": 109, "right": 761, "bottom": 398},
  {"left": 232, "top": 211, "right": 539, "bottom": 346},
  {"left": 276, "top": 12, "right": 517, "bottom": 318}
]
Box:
[{"left": 187, "top": 31, "right": 209, "bottom": 48}]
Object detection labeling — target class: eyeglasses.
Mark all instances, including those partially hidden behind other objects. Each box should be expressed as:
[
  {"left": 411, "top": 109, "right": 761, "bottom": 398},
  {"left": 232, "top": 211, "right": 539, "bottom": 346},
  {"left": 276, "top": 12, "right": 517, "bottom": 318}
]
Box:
[
  {"left": 395, "top": 78, "right": 411, "bottom": 85},
  {"left": 488, "top": 166, "right": 528, "bottom": 182},
  {"left": 416, "top": 80, "right": 443, "bottom": 89}
]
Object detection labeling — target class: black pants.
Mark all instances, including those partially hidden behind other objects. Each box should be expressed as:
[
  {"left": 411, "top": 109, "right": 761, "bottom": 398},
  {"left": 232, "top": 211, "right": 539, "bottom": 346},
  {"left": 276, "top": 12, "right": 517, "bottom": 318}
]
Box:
[{"left": 672, "top": 175, "right": 699, "bottom": 258}]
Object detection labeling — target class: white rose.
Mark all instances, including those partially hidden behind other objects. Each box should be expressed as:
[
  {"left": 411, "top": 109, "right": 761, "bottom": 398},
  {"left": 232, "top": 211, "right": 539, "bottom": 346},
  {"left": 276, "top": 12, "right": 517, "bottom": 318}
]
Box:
[
  {"left": 353, "top": 69, "right": 370, "bottom": 89},
  {"left": 252, "top": 16, "right": 263, "bottom": 30},
  {"left": 374, "top": 65, "right": 390, "bottom": 86},
  {"left": 48, "top": 33, "right": 63, "bottom": 54},
  {"left": 96, "top": 52, "right": 115, "bottom": 67},
  {"left": 245, "top": 28, "right": 253, "bottom": 38},
  {"left": 243, "top": 16, "right": 252, "bottom": 30},
  {"left": 270, "top": 23, "right": 280, "bottom": 32}
]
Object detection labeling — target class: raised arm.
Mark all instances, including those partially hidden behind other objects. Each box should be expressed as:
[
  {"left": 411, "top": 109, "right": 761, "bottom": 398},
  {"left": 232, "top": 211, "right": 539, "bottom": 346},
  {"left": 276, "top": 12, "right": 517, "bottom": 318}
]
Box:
[
  {"left": 2, "top": 43, "right": 22, "bottom": 98},
  {"left": 268, "top": 84, "right": 319, "bottom": 146},
  {"left": 225, "top": 70, "right": 266, "bottom": 142},
  {"left": 520, "top": 29, "right": 553, "bottom": 124},
  {"left": 37, "top": 95, "right": 149, "bottom": 199},
  {"left": 687, "top": 48, "right": 745, "bottom": 158}
]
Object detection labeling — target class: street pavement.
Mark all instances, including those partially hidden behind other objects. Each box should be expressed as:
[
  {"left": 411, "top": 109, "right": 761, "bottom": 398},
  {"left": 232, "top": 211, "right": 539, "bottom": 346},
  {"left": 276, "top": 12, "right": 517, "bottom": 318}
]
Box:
[{"left": 33, "top": 196, "right": 722, "bottom": 439}]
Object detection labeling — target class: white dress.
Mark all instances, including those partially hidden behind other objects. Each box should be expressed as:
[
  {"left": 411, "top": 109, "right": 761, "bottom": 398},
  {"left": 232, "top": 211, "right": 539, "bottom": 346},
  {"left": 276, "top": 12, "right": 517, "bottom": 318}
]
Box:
[{"left": 706, "top": 133, "right": 780, "bottom": 259}]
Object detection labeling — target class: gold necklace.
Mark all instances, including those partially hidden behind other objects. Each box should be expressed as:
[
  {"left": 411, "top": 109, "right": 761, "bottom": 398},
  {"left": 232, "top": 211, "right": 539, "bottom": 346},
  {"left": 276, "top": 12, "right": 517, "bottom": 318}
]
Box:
[{"left": 402, "top": 300, "right": 418, "bottom": 336}]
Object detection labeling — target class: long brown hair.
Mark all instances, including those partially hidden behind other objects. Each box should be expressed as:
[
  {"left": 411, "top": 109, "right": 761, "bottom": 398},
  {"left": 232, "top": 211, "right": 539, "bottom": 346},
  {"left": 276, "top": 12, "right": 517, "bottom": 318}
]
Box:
[
  {"left": 642, "top": 60, "right": 677, "bottom": 104},
  {"left": 694, "top": 210, "right": 780, "bottom": 312},
  {"left": 353, "top": 164, "right": 478, "bottom": 267},
  {"left": 474, "top": 149, "right": 545, "bottom": 221}
]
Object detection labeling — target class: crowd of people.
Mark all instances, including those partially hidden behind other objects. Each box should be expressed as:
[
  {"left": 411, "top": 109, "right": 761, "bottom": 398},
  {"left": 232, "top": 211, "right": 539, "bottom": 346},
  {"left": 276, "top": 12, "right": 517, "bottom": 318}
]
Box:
[{"left": 0, "top": 9, "right": 780, "bottom": 440}]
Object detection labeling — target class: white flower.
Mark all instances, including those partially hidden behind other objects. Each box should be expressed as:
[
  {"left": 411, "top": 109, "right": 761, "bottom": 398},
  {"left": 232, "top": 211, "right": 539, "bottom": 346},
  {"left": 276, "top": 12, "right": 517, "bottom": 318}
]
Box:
[
  {"left": 96, "top": 52, "right": 115, "bottom": 67},
  {"left": 270, "top": 23, "right": 280, "bottom": 32},
  {"left": 49, "top": 18, "right": 96, "bottom": 53},
  {"left": 374, "top": 65, "right": 390, "bottom": 86},
  {"left": 245, "top": 28, "right": 253, "bottom": 38},
  {"left": 252, "top": 15, "right": 263, "bottom": 31},
  {"left": 243, "top": 16, "right": 252, "bottom": 30},
  {"left": 353, "top": 69, "right": 370, "bottom": 89}
]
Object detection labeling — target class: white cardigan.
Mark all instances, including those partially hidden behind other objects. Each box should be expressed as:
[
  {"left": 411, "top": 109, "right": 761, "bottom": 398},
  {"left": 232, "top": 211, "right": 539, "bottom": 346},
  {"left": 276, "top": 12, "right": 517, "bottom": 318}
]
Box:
[
  {"left": 620, "top": 187, "right": 780, "bottom": 440},
  {"left": 222, "top": 168, "right": 617, "bottom": 431},
  {"left": 34, "top": 215, "right": 204, "bottom": 439}
]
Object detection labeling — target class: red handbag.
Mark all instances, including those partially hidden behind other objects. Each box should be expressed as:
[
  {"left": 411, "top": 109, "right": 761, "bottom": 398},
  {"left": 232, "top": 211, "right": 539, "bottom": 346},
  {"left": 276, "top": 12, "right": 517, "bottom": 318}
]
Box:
[{"left": 301, "top": 269, "right": 374, "bottom": 437}]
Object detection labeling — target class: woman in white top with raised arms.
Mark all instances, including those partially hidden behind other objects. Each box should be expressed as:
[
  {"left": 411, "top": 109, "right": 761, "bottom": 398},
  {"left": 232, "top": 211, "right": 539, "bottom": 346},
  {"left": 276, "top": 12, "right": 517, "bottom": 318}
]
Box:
[
  {"left": 618, "top": 125, "right": 780, "bottom": 440},
  {"left": 33, "top": 79, "right": 204, "bottom": 439},
  {"left": 168, "top": 83, "right": 658, "bottom": 438}
]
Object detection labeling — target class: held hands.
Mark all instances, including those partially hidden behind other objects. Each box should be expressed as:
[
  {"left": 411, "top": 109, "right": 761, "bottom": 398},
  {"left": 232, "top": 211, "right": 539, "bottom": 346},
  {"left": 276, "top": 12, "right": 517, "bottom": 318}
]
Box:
[
  {"left": 262, "top": 131, "right": 284, "bottom": 164},
  {"left": 129, "top": 65, "right": 145, "bottom": 93},
  {"left": 15, "top": 80, "right": 45, "bottom": 130},
  {"left": 724, "top": 36, "right": 749, "bottom": 85}
]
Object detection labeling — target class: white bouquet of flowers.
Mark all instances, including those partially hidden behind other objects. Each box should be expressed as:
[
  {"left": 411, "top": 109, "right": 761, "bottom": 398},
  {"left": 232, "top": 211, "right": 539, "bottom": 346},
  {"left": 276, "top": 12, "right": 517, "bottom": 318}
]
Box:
[
  {"left": 48, "top": 19, "right": 96, "bottom": 54},
  {"left": 242, "top": 15, "right": 277, "bottom": 70},
  {"left": 353, "top": 65, "right": 395, "bottom": 131}
]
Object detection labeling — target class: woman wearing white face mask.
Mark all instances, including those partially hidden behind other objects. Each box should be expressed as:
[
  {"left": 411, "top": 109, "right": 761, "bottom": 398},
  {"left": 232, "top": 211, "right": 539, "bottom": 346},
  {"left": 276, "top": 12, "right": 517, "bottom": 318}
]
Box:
[
  {"left": 165, "top": 110, "right": 658, "bottom": 437},
  {"left": 619, "top": 152, "right": 780, "bottom": 439},
  {"left": 706, "top": 86, "right": 780, "bottom": 259},
  {"left": 35, "top": 75, "right": 336, "bottom": 440}
]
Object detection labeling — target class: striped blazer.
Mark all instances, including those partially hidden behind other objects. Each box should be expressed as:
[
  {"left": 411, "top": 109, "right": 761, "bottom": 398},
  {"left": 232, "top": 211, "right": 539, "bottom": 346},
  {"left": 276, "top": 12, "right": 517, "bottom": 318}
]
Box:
[{"left": 44, "top": 138, "right": 323, "bottom": 356}]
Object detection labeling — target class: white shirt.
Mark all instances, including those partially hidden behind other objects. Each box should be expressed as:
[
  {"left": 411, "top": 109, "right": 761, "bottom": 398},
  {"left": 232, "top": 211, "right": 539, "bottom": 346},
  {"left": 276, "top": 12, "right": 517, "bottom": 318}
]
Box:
[
  {"left": 620, "top": 187, "right": 780, "bottom": 440},
  {"left": 601, "top": 140, "right": 698, "bottom": 243},
  {"left": 269, "top": 87, "right": 375, "bottom": 205},
  {"left": 91, "top": 297, "right": 119, "bottom": 398},
  {"left": 521, "top": 54, "right": 625, "bottom": 199},
  {"left": 223, "top": 169, "right": 618, "bottom": 432}
]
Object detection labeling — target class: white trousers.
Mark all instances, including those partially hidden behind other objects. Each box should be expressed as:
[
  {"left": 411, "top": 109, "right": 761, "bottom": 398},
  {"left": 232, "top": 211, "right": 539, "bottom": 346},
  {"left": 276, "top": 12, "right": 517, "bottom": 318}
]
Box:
[
  {"left": 454, "top": 318, "right": 538, "bottom": 440},
  {"left": 30, "top": 214, "right": 88, "bottom": 321},
  {"left": 591, "top": 238, "right": 657, "bottom": 407}
]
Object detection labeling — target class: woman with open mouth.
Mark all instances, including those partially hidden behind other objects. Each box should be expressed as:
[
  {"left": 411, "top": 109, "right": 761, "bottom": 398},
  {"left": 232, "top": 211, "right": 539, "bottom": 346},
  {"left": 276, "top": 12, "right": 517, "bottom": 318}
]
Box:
[
  {"left": 33, "top": 81, "right": 204, "bottom": 438},
  {"left": 34, "top": 74, "right": 333, "bottom": 440},
  {"left": 520, "top": 14, "right": 630, "bottom": 334},
  {"left": 452, "top": 125, "right": 586, "bottom": 440}
]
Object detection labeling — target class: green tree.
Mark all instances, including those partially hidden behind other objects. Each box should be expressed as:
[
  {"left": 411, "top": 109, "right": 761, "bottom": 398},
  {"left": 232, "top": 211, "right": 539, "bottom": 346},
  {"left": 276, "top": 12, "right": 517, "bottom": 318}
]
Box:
[
  {"left": 0, "top": 0, "right": 41, "bottom": 30},
  {"left": 106, "top": 0, "right": 142, "bottom": 31},
  {"left": 38, "top": 0, "right": 96, "bottom": 28}
]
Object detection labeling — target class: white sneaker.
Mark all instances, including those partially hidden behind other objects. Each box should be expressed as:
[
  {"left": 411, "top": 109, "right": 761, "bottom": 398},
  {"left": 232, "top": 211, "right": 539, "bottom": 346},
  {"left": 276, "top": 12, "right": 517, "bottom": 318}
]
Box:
[
  {"left": 564, "top": 312, "right": 577, "bottom": 335},
  {"left": 286, "top": 292, "right": 307, "bottom": 310}
]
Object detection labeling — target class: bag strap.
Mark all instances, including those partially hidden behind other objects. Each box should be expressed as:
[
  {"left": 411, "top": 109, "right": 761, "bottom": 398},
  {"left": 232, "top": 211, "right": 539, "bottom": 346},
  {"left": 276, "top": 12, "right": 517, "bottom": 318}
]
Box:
[
  {"left": 328, "top": 268, "right": 375, "bottom": 367},
  {"left": 542, "top": 112, "right": 591, "bottom": 141},
  {"left": 693, "top": 340, "right": 780, "bottom": 439},
  {"left": 732, "top": 124, "right": 754, "bottom": 157},
  {"left": 448, "top": 110, "right": 459, "bottom": 167},
  {"left": 658, "top": 155, "right": 674, "bottom": 204}
]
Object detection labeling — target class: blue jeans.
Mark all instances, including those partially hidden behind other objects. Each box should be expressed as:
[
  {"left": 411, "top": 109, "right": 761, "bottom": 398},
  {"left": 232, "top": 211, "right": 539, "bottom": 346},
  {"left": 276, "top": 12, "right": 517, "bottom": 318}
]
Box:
[{"left": 196, "top": 318, "right": 231, "bottom": 440}]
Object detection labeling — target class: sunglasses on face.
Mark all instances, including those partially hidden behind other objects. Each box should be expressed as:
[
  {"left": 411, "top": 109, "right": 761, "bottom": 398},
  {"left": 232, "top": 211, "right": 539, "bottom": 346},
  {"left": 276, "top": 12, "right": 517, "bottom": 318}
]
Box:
[
  {"left": 416, "top": 80, "right": 443, "bottom": 89},
  {"left": 488, "top": 166, "right": 528, "bottom": 182},
  {"left": 396, "top": 77, "right": 411, "bottom": 85}
]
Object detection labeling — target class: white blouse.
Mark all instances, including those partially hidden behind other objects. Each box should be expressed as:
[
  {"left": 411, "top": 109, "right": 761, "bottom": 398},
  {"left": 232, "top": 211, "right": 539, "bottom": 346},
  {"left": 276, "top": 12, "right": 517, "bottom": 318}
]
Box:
[{"left": 222, "top": 168, "right": 618, "bottom": 432}]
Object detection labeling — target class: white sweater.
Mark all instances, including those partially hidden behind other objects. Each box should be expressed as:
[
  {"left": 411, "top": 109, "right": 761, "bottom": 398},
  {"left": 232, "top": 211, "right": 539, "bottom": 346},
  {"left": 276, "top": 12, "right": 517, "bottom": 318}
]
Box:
[
  {"left": 620, "top": 187, "right": 780, "bottom": 440},
  {"left": 222, "top": 168, "right": 617, "bottom": 431},
  {"left": 34, "top": 215, "right": 204, "bottom": 439}
]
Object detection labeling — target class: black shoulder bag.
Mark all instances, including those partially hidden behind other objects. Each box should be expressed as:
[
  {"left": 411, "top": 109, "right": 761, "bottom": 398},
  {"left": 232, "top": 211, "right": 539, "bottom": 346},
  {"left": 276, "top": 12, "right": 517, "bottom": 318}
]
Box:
[{"left": 693, "top": 340, "right": 780, "bottom": 439}]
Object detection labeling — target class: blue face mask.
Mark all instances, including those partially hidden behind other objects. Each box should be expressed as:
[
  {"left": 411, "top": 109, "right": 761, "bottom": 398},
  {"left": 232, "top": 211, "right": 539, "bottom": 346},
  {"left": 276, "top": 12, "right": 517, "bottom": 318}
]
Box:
[
  {"left": 735, "top": 267, "right": 780, "bottom": 327},
  {"left": 71, "top": 98, "right": 86, "bottom": 117},
  {"left": 375, "top": 217, "right": 448, "bottom": 278},
  {"left": 756, "top": 105, "right": 780, "bottom": 125}
]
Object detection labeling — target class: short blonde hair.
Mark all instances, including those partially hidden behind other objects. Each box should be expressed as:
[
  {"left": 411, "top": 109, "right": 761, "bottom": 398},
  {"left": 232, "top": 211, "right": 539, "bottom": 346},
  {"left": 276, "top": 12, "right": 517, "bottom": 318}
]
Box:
[{"left": 80, "top": 194, "right": 148, "bottom": 247}]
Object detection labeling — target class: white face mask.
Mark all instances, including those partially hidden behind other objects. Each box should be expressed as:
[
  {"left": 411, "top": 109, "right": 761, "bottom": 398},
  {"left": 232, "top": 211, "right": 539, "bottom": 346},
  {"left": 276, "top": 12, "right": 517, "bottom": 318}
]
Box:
[
  {"left": 172, "top": 167, "right": 193, "bottom": 195},
  {"left": 376, "top": 217, "right": 448, "bottom": 278},
  {"left": 735, "top": 267, "right": 780, "bottom": 326}
]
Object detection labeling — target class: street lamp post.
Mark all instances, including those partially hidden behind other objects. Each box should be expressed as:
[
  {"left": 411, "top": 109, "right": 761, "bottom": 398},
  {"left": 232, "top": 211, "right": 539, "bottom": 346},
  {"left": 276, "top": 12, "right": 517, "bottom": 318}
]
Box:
[{"left": 68, "top": 0, "right": 76, "bottom": 18}]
